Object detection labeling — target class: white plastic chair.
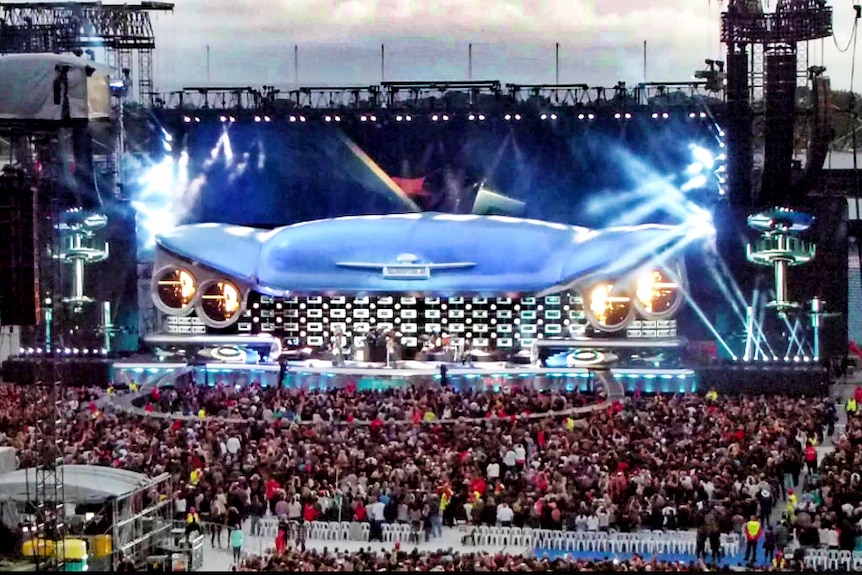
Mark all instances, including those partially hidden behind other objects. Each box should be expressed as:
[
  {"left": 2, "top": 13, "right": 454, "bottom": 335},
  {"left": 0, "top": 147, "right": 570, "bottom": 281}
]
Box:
[{"left": 382, "top": 523, "right": 396, "bottom": 543}]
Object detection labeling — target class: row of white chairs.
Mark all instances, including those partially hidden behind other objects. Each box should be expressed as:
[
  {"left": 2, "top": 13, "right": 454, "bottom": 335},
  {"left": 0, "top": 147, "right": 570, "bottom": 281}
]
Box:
[
  {"left": 251, "top": 519, "right": 373, "bottom": 542},
  {"left": 804, "top": 549, "right": 862, "bottom": 571},
  {"left": 252, "top": 519, "right": 743, "bottom": 557},
  {"left": 463, "top": 526, "right": 740, "bottom": 556}
]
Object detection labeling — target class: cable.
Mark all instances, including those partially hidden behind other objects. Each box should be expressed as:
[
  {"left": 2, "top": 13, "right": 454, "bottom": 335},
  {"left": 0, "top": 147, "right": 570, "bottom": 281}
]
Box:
[
  {"left": 834, "top": 19, "right": 858, "bottom": 53},
  {"left": 851, "top": 7, "right": 861, "bottom": 309}
]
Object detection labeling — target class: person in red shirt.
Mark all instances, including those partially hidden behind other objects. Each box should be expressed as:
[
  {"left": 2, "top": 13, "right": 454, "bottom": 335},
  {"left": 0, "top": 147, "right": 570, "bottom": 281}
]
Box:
[
  {"left": 353, "top": 503, "right": 367, "bottom": 522},
  {"left": 302, "top": 502, "right": 317, "bottom": 522},
  {"left": 265, "top": 478, "right": 281, "bottom": 502},
  {"left": 275, "top": 529, "right": 286, "bottom": 554},
  {"left": 804, "top": 443, "right": 818, "bottom": 474}
]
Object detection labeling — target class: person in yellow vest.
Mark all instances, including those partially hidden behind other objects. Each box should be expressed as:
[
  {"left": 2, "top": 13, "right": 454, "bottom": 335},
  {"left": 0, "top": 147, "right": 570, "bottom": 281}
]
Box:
[
  {"left": 706, "top": 389, "right": 718, "bottom": 402},
  {"left": 744, "top": 516, "right": 763, "bottom": 564},
  {"left": 185, "top": 507, "right": 202, "bottom": 538},
  {"left": 786, "top": 489, "right": 798, "bottom": 522},
  {"left": 846, "top": 397, "right": 858, "bottom": 418}
]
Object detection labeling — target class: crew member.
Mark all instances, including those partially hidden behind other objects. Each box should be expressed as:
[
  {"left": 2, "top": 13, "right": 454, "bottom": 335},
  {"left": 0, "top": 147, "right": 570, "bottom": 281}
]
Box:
[{"left": 744, "top": 516, "right": 763, "bottom": 564}]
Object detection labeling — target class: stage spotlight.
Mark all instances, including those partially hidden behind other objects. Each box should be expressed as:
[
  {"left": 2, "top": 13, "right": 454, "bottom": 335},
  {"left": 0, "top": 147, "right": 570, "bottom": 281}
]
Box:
[
  {"left": 335, "top": 115, "right": 342, "bottom": 122},
  {"left": 163, "top": 141, "right": 172, "bottom": 152},
  {"left": 431, "top": 114, "right": 439, "bottom": 122},
  {"left": 587, "top": 113, "right": 595, "bottom": 120},
  {"left": 514, "top": 114, "right": 521, "bottom": 120},
  {"left": 651, "top": 112, "right": 659, "bottom": 119},
  {"left": 468, "top": 113, "right": 476, "bottom": 121},
  {"left": 289, "top": 115, "right": 297, "bottom": 123},
  {"left": 229, "top": 116, "right": 236, "bottom": 123},
  {"left": 361, "top": 115, "right": 368, "bottom": 122},
  {"left": 183, "top": 116, "right": 192, "bottom": 123},
  {"left": 689, "top": 112, "right": 697, "bottom": 119},
  {"left": 198, "top": 280, "right": 243, "bottom": 327},
  {"left": 540, "top": 113, "right": 548, "bottom": 120},
  {"left": 550, "top": 113, "right": 557, "bottom": 120},
  {"left": 700, "top": 112, "right": 707, "bottom": 118},
  {"left": 504, "top": 113, "right": 512, "bottom": 121},
  {"left": 370, "top": 115, "right": 377, "bottom": 122},
  {"left": 264, "top": 116, "right": 271, "bottom": 122},
  {"left": 691, "top": 145, "right": 715, "bottom": 170},
  {"left": 634, "top": 269, "right": 681, "bottom": 317},
  {"left": 578, "top": 113, "right": 586, "bottom": 120},
  {"left": 624, "top": 112, "right": 632, "bottom": 119},
  {"left": 404, "top": 115, "right": 411, "bottom": 122},
  {"left": 154, "top": 268, "right": 197, "bottom": 315},
  {"left": 662, "top": 112, "right": 669, "bottom": 119},
  {"left": 395, "top": 115, "right": 403, "bottom": 122},
  {"left": 442, "top": 114, "right": 450, "bottom": 121},
  {"left": 478, "top": 114, "right": 486, "bottom": 121},
  {"left": 614, "top": 112, "right": 622, "bottom": 119},
  {"left": 585, "top": 282, "right": 632, "bottom": 332},
  {"left": 220, "top": 115, "right": 228, "bottom": 123},
  {"left": 299, "top": 116, "right": 307, "bottom": 123},
  {"left": 254, "top": 115, "right": 262, "bottom": 123},
  {"left": 324, "top": 115, "right": 332, "bottom": 122}
]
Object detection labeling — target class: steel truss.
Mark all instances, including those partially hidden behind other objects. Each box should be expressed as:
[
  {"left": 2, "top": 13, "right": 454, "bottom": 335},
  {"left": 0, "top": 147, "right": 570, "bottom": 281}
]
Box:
[
  {"left": 111, "top": 472, "right": 172, "bottom": 569},
  {"left": 382, "top": 80, "right": 503, "bottom": 108},
  {"left": 508, "top": 81, "right": 717, "bottom": 108},
  {"left": 0, "top": 2, "right": 174, "bottom": 103},
  {"left": 154, "top": 87, "right": 279, "bottom": 111},
  {"left": 289, "top": 86, "right": 382, "bottom": 109},
  {"left": 24, "top": 394, "right": 66, "bottom": 571},
  {"left": 150, "top": 80, "right": 723, "bottom": 114}
]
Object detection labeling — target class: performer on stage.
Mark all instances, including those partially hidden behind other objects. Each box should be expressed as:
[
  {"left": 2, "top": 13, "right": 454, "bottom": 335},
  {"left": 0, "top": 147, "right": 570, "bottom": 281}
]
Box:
[{"left": 331, "top": 328, "right": 349, "bottom": 367}]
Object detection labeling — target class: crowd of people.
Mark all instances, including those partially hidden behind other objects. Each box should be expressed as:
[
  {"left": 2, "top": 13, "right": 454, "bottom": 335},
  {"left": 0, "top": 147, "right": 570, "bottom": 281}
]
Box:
[
  {"left": 0, "top": 379, "right": 858, "bottom": 571},
  {"left": 233, "top": 548, "right": 803, "bottom": 571}
]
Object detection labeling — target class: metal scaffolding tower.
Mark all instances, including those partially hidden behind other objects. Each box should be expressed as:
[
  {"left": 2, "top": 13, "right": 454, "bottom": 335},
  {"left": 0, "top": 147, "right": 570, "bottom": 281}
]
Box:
[
  {"left": 24, "top": 386, "right": 66, "bottom": 571},
  {"left": 0, "top": 1, "right": 174, "bottom": 103}
]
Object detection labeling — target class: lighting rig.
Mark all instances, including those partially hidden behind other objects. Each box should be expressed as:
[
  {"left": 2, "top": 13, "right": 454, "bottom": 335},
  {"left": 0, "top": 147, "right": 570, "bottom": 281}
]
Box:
[{"left": 153, "top": 79, "right": 724, "bottom": 127}]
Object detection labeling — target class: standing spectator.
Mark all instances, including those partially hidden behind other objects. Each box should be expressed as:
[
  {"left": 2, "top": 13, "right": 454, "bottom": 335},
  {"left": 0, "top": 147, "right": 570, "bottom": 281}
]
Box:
[
  {"left": 803, "top": 442, "right": 818, "bottom": 475},
  {"left": 744, "top": 515, "right": 763, "bottom": 564},
  {"left": 248, "top": 495, "right": 264, "bottom": 537},
  {"left": 496, "top": 502, "right": 513, "bottom": 527},
  {"left": 230, "top": 526, "right": 243, "bottom": 564},
  {"left": 762, "top": 525, "right": 776, "bottom": 564}
]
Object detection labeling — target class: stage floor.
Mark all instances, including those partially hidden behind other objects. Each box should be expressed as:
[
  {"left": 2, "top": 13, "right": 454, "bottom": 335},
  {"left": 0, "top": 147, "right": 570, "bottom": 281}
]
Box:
[{"left": 113, "top": 358, "right": 696, "bottom": 378}]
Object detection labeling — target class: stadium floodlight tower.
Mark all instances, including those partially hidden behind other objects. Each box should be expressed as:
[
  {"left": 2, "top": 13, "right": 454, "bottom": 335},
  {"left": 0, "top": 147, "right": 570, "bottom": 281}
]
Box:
[
  {"left": 55, "top": 209, "right": 109, "bottom": 310},
  {"left": 746, "top": 207, "right": 815, "bottom": 315}
]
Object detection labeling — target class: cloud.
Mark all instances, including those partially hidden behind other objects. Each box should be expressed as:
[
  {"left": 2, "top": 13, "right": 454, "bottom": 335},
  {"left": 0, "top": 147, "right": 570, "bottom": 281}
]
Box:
[
  {"left": 148, "top": 0, "right": 856, "bottom": 90},
  {"left": 171, "top": 0, "right": 710, "bottom": 47}
]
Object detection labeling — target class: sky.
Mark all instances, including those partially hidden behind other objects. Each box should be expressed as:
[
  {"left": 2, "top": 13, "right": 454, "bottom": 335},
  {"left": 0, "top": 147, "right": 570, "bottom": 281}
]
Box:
[{"left": 143, "top": 0, "right": 861, "bottom": 93}]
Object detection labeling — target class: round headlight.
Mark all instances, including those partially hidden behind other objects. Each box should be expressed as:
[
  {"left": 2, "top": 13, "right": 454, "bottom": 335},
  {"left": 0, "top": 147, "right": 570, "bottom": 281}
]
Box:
[
  {"left": 633, "top": 268, "right": 683, "bottom": 319},
  {"left": 196, "top": 280, "right": 244, "bottom": 328},
  {"left": 585, "top": 282, "right": 633, "bottom": 332},
  {"left": 152, "top": 267, "right": 197, "bottom": 315}
]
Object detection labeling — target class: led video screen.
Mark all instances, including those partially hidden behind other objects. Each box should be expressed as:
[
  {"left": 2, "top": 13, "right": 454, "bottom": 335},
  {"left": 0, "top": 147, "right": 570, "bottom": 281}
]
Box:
[{"left": 129, "top": 113, "right": 726, "bottom": 257}]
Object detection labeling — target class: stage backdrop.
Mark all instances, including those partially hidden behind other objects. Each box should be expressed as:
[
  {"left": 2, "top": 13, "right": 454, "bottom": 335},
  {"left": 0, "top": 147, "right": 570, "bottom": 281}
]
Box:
[{"left": 128, "top": 112, "right": 836, "bottom": 357}]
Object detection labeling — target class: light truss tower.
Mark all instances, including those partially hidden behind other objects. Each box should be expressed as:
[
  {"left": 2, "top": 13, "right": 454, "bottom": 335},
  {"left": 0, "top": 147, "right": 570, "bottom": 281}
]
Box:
[
  {"left": 0, "top": 2, "right": 174, "bottom": 104},
  {"left": 746, "top": 207, "right": 816, "bottom": 314}
]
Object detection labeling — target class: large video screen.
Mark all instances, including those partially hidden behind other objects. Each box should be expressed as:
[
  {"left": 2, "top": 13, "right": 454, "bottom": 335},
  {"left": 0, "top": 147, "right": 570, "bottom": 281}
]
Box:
[{"left": 128, "top": 112, "right": 726, "bottom": 257}]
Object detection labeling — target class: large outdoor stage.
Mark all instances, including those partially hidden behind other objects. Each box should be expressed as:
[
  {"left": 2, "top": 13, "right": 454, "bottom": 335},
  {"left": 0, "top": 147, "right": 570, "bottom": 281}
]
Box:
[{"left": 1, "top": 353, "right": 828, "bottom": 397}]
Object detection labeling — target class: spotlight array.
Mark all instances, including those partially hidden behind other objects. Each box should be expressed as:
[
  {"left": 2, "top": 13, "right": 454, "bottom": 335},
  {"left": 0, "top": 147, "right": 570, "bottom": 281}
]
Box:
[
  {"left": 166, "top": 109, "right": 723, "bottom": 127},
  {"left": 18, "top": 347, "right": 108, "bottom": 357}
]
